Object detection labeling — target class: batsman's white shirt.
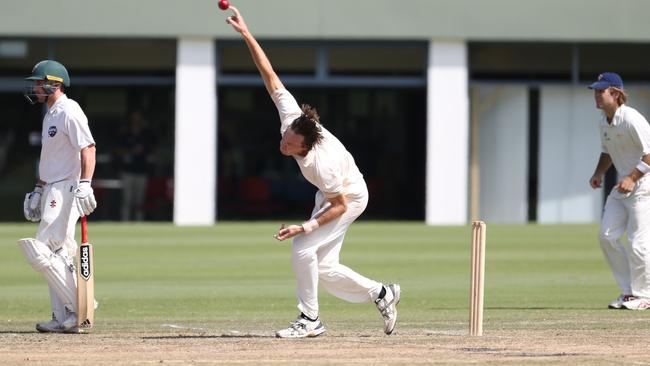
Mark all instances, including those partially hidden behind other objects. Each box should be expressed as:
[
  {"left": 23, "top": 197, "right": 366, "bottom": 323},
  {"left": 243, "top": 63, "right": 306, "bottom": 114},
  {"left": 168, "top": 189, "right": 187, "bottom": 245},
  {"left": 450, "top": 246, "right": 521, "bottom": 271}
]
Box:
[
  {"left": 600, "top": 104, "right": 650, "bottom": 180},
  {"left": 39, "top": 94, "right": 95, "bottom": 183},
  {"left": 272, "top": 88, "right": 366, "bottom": 199}
]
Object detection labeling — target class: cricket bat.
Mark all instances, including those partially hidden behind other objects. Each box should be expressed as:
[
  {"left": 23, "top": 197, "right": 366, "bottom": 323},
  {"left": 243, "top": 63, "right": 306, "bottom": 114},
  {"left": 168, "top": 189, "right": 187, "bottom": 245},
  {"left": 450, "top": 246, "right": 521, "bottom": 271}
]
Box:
[{"left": 76, "top": 215, "right": 94, "bottom": 329}]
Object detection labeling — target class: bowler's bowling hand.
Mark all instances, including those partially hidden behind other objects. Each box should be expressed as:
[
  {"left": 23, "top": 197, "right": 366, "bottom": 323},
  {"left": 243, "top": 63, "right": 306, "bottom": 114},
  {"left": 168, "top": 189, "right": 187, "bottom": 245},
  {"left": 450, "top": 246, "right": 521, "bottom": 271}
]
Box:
[{"left": 226, "top": 6, "right": 248, "bottom": 34}]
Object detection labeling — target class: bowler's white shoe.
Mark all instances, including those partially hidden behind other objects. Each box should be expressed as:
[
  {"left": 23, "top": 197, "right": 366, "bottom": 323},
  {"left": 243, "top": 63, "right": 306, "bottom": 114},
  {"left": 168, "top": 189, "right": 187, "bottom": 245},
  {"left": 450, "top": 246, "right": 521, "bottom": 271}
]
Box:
[
  {"left": 608, "top": 294, "right": 634, "bottom": 309},
  {"left": 375, "top": 283, "right": 401, "bottom": 335},
  {"left": 36, "top": 314, "right": 63, "bottom": 333},
  {"left": 622, "top": 297, "right": 650, "bottom": 310},
  {"left": 276, "top": 315, "right": 326, "bottom": 338}
]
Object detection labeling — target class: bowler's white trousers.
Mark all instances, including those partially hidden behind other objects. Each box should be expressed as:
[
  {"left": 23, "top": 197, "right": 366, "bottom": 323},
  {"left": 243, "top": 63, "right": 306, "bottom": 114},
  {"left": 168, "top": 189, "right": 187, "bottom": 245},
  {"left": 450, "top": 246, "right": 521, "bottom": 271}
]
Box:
[
  {"left": 599, "top": 176, "right": 650, "bottom": 298},
  {"left": 292, "top": 187, "right": 383, "bottom": 319}
]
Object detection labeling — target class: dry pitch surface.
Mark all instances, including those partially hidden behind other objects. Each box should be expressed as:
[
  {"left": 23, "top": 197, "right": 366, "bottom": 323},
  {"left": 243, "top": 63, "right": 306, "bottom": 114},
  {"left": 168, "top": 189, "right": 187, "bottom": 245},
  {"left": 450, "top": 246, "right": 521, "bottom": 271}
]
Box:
[{"left": 2, "top": 326, "right": 650, "bottom": 365}]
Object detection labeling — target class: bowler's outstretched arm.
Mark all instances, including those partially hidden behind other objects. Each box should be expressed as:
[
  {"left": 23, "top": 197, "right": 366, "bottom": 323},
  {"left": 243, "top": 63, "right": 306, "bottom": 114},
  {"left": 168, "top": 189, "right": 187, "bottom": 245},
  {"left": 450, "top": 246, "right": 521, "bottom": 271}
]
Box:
[{"left": 226, "top": 6, "right": 284, "bottom": 96}]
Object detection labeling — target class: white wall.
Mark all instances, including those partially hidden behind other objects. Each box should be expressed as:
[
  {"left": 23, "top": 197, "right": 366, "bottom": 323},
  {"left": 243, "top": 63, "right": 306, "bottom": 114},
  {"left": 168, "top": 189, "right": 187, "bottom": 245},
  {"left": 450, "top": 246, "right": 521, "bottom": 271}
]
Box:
[
  {"left": 425, "top": 40, "right": 469, "bottom": 225},
  {"left": 626, "top": 87, "right": 650, "bottom": 125},
  {"left": 174, "top": 38, "right": 217, "bottom": 225},
  {"left": 537, "top": 86, "right": 602, "bottom": 223},
  {"left": 475, "top": 86, "right": 529, "bottom": 223}
]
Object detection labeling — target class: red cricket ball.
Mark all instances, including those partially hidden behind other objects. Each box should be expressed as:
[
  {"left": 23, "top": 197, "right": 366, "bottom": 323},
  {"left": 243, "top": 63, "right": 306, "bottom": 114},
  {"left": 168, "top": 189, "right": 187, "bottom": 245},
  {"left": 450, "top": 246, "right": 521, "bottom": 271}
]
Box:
[{"left": 218, "top": 0, "right": 230, "bottom": 10}]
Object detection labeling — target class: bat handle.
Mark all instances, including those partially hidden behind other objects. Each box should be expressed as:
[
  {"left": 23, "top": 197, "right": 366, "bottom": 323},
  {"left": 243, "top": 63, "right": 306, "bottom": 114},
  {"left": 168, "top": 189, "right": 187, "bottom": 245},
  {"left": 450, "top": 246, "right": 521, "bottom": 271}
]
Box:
[{"left": 81, "top": 216, "right": 88, "bottom": 244}]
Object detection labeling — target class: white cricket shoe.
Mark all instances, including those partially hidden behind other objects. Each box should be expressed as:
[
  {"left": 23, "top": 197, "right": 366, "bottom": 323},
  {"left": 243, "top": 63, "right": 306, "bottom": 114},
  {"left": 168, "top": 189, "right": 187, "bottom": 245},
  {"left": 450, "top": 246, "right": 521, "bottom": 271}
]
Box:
[
  {"left": 375, "top": 283, "right": 401, "bottom": 335},
  {"left": 608, "top": 294, "right": 635, "bottom": 309},
  {"left": 275, "top": 315, "right": 326, "bottom": 338},
  {"left": 622, "top": 297, "right": 650, "bottom": 310},
  {"left": 36, "top": 314, "right": 64, "bottom": 333}
]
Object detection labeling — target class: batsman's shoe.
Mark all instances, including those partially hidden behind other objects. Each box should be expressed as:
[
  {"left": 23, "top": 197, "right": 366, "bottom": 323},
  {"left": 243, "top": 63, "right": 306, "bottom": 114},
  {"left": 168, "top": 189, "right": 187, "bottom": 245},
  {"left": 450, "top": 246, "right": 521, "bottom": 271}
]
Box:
[
  {"left": 608, "top": 294, "right": 635, "bottom": 309},
  {"left": 61, "top": 310, "right": 78, "bottom": 331},
  {"left": 375, "top": 283, "right": 401, "bottom": 335},
  {"left": 275, "top": 315, "right": 326, "bottom": 338},
  {"left": 63, "top": 326, "right": 83, "bottom": 334},
  {"left": 622, "top": 297, "right": 650, "bottom": 310},
  {"left": 36, "top": 314, "right": 64, "bottom": 333}
]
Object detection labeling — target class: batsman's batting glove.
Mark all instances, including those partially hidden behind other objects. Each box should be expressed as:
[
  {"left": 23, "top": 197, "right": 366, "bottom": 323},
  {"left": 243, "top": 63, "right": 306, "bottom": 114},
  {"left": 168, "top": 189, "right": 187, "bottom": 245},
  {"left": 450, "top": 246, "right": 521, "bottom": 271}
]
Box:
[
  {"left": 23, "top": 185, "right": 43, "bottom": 222},
  {"left": 75, "top": 180, "right": 97, "bottom": 216}
]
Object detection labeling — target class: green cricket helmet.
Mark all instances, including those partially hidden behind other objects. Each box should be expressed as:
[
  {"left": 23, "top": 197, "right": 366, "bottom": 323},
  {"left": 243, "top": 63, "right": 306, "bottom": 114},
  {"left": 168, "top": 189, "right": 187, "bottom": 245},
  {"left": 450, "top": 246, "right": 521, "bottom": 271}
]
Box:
[{"left": 24, "top": 60, "right": 70, "bottom": 104}]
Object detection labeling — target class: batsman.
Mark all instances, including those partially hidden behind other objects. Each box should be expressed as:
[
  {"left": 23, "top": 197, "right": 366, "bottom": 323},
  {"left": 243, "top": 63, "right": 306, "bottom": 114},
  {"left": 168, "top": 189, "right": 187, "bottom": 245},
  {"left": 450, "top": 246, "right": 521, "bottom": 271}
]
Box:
[
  {"left": 18, "top": 60, "right": 98, "bottom": 333},
  {"left": 226, "top": 7, "right": 400, "bottom": 338}
]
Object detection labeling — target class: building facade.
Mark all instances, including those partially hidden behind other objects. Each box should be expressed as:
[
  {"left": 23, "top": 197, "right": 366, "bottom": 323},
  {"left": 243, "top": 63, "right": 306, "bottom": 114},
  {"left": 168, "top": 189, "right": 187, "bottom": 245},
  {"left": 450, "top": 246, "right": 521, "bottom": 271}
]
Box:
[{"left": 2, "top": 0, "right": 650, "bottom": 224}]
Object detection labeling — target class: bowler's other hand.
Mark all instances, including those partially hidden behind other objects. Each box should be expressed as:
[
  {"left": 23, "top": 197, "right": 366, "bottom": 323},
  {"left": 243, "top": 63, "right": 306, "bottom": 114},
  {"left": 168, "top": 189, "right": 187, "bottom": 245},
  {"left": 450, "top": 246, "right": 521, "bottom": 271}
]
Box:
[
  {"left": 75, "top": 180, "right": 97, "bottom": 216},
  {"left": 226, "top": 6, "right": 248, "bottom": 34},
  {"left": 274, "top": 224, "right": 303, "bottom": 241},
  {"left": 589, "top": 174, "right": 602, "bottom": 189}
]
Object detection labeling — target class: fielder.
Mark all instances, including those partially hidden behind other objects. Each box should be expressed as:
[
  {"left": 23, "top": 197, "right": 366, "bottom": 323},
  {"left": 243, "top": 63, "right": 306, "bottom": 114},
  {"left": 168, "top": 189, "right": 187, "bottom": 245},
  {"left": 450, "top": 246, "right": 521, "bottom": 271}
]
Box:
[
  {"left": 20, "top": 60, "right": 98, "bottom": 333},
  {"left": 226, "top": 7, "right": 400, "bottom": 338},
  {"left": 588, "top": 72, "right": 650, "bottom": 310}
]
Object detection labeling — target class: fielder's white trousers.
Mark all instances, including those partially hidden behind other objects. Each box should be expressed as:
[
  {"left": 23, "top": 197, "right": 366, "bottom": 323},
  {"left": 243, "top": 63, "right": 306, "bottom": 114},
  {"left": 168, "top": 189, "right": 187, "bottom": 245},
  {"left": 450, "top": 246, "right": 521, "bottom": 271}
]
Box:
[
  {"left": 292, "top": 188, "right": 383, "bottom": 320},
  {"left": 599, "top": 176, "right": 650, "bottom": 298}
]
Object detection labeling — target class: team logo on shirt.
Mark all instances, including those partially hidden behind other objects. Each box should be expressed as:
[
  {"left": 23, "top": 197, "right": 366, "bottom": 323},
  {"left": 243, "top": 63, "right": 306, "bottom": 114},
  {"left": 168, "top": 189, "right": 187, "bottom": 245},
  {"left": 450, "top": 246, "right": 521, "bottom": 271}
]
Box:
[{"left": 48, "top": 126, "right": 57, "bottom": 137}]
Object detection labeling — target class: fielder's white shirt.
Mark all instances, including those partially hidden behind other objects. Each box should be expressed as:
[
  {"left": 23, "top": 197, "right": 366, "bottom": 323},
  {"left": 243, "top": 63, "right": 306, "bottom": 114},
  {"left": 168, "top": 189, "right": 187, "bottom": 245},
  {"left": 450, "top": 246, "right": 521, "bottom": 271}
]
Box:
[
  {"left": 39, "top": 94, "right": 95, "bottom": 183},
  {"left": 600, "top": 104, "right": 650, "bottom": 180},
  {"left": 272, "top": 88, "right": 365, "bottom": 198}
]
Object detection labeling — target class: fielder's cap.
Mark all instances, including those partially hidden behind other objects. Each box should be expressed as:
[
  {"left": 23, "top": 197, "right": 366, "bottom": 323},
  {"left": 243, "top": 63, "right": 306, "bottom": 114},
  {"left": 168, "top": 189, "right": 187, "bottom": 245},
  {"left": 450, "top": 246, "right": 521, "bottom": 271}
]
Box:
[{"left": 588, "top": 72, "right": 624, "bottom": 90}]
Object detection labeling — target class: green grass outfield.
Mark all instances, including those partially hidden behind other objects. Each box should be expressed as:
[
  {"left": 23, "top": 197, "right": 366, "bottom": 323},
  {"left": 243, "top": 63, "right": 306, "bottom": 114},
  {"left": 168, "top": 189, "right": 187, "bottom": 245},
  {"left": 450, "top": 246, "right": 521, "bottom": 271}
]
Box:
[{"left": 0, "top": 222, "right": 634, "bottom": 334}]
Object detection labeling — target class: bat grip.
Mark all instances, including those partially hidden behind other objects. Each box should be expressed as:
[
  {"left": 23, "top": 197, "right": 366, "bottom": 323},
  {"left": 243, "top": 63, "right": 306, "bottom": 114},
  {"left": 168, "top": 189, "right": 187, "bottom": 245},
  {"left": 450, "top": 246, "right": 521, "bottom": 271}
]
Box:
[{"left": 81, "top": 216, "right": 88, "bottom": 244}]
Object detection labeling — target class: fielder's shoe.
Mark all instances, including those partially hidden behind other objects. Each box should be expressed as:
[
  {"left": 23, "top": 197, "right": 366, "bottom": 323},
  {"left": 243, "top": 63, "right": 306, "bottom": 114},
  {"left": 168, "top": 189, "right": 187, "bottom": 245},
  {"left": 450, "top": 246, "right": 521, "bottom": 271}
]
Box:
[
  {"left": 36, "top": 314, "right": 64, "bottom": 333},
  {"left": 608, "top": 294, "right": 635, "bottom": 309},
  {"left": 622, "top": 297, "right": 650, "bottom": 310},
  {"left": 275, "top": 314, "right": 326, "bottom": 338},
  {"left": 375, "top": 283, "right": 401, "bottom": 335}
]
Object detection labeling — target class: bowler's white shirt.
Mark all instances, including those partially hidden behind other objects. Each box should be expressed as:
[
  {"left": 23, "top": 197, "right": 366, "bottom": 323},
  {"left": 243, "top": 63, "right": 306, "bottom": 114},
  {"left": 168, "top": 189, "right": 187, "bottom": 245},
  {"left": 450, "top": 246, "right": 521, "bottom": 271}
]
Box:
[
  {"left": 600, "top": 104, "right": 650, "bottom": 180},
  {"left": 39, "top": 94, "right": 95, "bottom": 183},
  {"left": 272, "top": 88, "right": 365, "bottom": 198}
]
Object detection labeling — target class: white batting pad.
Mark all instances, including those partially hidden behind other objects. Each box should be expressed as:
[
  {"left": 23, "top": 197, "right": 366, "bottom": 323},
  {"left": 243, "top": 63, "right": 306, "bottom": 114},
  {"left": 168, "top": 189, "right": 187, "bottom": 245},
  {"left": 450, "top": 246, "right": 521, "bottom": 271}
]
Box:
[{"left": 18, "top": 238, "right": 77, "bottom": 311}]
